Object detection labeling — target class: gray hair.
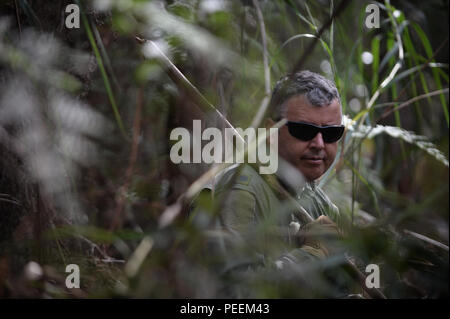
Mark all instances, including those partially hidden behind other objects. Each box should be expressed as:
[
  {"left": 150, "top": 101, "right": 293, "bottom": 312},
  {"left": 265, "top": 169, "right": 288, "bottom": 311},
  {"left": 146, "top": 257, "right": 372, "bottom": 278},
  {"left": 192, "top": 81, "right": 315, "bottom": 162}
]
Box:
[{"left": 269, "top": 70, "right": 341, "bottom": 120}]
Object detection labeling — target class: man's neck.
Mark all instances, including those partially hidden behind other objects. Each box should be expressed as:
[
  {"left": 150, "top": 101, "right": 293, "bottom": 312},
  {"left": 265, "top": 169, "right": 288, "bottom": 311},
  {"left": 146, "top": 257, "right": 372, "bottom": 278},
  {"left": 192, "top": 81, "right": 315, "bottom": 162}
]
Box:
[{"left": 273, "top": 158, "right": 317, "bottom": 197}]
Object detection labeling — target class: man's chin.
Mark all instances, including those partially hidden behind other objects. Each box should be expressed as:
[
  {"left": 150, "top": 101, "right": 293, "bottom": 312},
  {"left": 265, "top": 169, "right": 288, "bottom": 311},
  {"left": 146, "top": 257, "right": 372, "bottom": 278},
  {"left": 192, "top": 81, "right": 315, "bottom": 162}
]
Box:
[
  {"left": 298, "top": 166, "right": 325, "bottom": 182},
  {"left": 283, "top": 157, "right": 325, "bottom": 181}
]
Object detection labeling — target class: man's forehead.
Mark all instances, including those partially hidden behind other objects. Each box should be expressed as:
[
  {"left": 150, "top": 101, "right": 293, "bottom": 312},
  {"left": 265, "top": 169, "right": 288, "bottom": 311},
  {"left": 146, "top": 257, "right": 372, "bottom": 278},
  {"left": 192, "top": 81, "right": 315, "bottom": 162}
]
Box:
[{"left": 285, "top": 95, "right": 342, "bottom": 125}]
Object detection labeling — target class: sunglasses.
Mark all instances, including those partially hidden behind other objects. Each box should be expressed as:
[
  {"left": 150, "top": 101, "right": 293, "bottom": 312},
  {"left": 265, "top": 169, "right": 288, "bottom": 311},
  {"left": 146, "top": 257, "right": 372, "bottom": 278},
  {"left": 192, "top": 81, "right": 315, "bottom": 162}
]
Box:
[{"left": 285, "top": 121, "right": 345, "bottom": 143}]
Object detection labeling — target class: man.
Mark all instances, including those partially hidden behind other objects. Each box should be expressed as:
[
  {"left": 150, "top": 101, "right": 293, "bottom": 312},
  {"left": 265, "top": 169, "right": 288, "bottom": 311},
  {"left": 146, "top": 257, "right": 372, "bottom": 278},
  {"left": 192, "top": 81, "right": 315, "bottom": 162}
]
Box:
[
  {"left": 270, "top": 71, "right": 343, "bottom": 184},
  {"left": 191, "top": 70, "right": 349, "bottom": 297}
]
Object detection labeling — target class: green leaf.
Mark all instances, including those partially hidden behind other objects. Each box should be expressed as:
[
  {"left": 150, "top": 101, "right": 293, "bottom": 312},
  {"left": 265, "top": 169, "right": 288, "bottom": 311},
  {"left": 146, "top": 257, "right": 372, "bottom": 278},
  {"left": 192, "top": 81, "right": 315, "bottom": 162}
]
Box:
[
  {"left": 344, "top": 158, "right": 381, "bottom": 217},
  {"left": 371, "top": 36, "right": 380, "bottom": 94},
  {"left": 345, "top": 116, "right": 449, "bottom": 167},
  {"left": 76, "top": 0, "right": 127, "bottom": 138},
  {"left": 411, "top": 22, "right": 449, "bottom": 126}
]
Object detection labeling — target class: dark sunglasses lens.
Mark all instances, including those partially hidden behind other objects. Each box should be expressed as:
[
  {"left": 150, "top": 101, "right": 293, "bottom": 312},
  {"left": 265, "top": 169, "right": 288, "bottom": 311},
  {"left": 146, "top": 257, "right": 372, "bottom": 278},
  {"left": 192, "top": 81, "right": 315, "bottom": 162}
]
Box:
[
  {"left": 287, "top": 123, "right": 318, "bottom": 141},
  {"left": 287, "top": 122, "right": 344, "bottom": 143},
  {"left": 322, "top": 126, "right": 344, "bottom": 143}
]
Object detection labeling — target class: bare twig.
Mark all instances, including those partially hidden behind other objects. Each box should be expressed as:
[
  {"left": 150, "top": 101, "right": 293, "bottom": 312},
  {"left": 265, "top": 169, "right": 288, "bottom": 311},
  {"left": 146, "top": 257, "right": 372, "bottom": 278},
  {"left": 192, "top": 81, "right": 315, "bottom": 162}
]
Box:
[
  {"left": 378, "top": 88, "right": 449, "bottom": 121},
  {"left": 14, "top": 0, "right": 21, "bottom": 38},
  {"left": 404, "top": 229, "right": 449, "bottom": 252},
  {"left": 76, "top": 234, "right": 112, "bottom": 260},
  {"left": 343, "top": 257, "right": 387, "bottom": 299},
  {"left": 0, "top": 196, "right": 21, "bottom": 206}
]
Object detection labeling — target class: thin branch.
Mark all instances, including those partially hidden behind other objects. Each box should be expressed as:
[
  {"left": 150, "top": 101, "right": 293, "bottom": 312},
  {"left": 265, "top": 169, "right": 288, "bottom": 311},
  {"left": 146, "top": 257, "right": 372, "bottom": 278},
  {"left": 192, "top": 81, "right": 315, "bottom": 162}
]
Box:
[
  {"left": 343, "top": 257, "right": 387, "bottom": 299},
  {"left": 124, "top": 236, "right": 154, "bottom": 277},
  {"left": 0, "top": 197, "right": 21, "bottom": 206},
  {"left": 379, "top": 88, "right": 449, "bottom": 121},
  {"left": 14, "top": 0, "right": 21, "bottom": 38},
  {"left": 76, "top": 234, "right": 113, "bottom": 260},
  {"left": 404, "top": 229, "right": 449, "bottom": 252}
]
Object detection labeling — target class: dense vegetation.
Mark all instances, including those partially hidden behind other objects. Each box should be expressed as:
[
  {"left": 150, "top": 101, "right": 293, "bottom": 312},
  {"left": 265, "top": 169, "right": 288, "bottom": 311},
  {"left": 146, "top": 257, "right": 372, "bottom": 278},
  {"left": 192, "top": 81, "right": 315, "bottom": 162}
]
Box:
[{"left": 0, "top": 0, "right": 448, "bottom": 298}]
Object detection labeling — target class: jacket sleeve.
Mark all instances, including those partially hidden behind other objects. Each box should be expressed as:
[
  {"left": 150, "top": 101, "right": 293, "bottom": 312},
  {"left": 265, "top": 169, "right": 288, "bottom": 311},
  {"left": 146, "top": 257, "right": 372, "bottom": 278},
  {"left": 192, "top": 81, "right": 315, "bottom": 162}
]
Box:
[
  {"left": 218, "top": 189, "right": 258, "bottom": 237},
  {"left": 218, "top": 188, "right": 327, "bottom": 268}
]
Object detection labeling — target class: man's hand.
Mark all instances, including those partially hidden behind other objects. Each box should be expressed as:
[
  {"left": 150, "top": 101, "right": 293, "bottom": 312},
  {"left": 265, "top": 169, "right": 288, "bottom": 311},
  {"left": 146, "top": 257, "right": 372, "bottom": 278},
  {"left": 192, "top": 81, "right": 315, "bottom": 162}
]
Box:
[{"left": 298, "top": 215, "right": 342, "bottom": 258}]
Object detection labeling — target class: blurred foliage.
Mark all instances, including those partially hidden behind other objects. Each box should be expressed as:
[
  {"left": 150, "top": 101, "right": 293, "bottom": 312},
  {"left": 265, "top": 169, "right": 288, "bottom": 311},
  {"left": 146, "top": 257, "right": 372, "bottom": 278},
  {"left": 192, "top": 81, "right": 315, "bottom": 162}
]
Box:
[{"left": 0, "top": 0, "right": 448, "bottom": 298}]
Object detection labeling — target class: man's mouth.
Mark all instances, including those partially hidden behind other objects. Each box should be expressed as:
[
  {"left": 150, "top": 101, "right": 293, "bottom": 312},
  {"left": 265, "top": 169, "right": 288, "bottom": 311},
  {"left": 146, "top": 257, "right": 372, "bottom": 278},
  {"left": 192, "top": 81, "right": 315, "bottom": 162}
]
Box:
[{"left": 301, "top": 156, "right": 324, "bottom": 165}]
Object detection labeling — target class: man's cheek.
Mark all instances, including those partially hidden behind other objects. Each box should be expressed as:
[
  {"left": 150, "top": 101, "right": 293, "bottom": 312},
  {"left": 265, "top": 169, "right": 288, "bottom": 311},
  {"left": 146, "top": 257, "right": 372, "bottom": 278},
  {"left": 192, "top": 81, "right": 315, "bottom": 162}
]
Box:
[
  {"left": 292, "top": 145, "right": 306, "bottom": 162},
  {"left": 326, "top": 145, "right": 338, "bottom": 162}
]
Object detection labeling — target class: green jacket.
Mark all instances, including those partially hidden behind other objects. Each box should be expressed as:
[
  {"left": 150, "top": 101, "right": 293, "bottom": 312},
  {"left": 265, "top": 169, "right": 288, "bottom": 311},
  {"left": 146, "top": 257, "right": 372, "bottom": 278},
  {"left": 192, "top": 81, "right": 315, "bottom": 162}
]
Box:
[
  {"left": 213, "top": 164, "right": 341, "bottom": 263},
  {"left": 189, "top": 164, "right": 356, "bottom": 297}
]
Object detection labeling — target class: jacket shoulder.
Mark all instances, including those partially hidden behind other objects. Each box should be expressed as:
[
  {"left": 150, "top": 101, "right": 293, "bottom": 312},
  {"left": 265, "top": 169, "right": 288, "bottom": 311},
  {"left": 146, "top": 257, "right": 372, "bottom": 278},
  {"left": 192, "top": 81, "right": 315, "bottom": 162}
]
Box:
[
  {"left": 214, "top": 164, "right": 279, "bottom": 218},
  {"left": 215, "top": 165, "right": 264, "bottom": 195}
]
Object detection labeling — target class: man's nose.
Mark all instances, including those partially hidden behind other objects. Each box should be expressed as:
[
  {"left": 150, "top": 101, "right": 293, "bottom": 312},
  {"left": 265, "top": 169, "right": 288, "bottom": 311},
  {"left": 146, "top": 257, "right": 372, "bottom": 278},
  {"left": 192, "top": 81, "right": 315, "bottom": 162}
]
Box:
[{"left": 310, "top": 132, "right": 325, "bottom": 149}]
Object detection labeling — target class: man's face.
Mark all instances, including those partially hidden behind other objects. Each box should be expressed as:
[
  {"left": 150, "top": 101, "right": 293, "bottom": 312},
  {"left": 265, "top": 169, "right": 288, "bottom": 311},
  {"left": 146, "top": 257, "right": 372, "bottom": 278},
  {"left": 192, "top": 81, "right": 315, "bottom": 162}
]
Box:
[{"left": 276, "top": 95, "right": 342, "bottom": 181}]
